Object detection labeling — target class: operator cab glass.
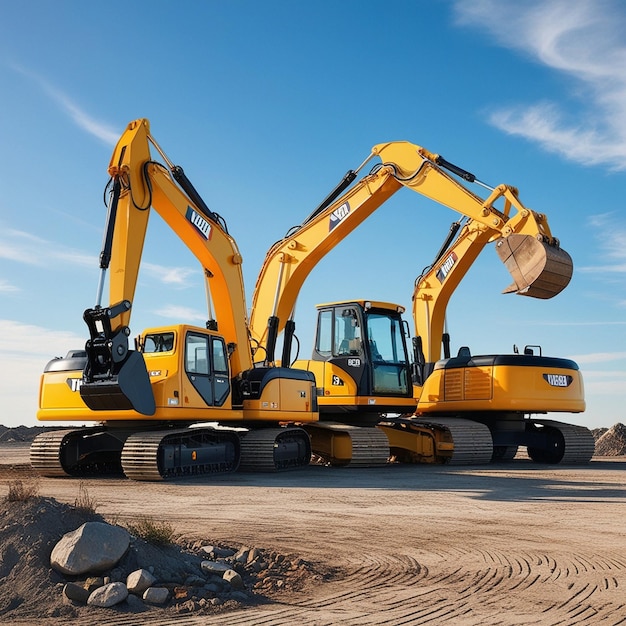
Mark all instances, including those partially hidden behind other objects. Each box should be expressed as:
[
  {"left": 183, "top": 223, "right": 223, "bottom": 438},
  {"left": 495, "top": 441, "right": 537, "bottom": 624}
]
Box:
[{"left": 142, "top": 331, "right": 175, "bottom": 353}]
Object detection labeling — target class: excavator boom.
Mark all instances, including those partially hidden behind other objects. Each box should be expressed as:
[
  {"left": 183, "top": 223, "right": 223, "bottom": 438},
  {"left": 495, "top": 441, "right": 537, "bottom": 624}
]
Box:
[
  {"left": 34, "top": 119, "right": 317, "bottom": 480},
  {"left": 250, "top": 140, "right": 573, "bottom": 355}
]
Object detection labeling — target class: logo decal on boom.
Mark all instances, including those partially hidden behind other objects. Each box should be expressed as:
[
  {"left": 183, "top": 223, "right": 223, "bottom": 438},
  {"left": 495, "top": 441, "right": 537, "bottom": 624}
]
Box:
[
  {"left": 543, "top": 373, "right": 572, "bottom": 387},
  {"left": 186, "top": 207, "right": 212, "bottom": 240},
  {"left": 436, "top": 252, "right": 458, "bottom": 283},
  {"left": 329, "top": 202, "right": 350, "bottom": 231}
]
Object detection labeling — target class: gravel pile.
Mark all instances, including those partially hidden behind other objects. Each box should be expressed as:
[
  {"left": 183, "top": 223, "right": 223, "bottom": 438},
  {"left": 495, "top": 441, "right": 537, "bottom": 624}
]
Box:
[{"left": 594, "top": 423, "right": 626, "bottom": 456}]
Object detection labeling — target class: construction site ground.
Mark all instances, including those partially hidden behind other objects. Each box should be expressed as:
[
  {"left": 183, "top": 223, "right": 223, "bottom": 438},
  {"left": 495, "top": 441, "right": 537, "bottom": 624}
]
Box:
[{"left": 1, "top": 442, "right": 625, "bottom": 625}]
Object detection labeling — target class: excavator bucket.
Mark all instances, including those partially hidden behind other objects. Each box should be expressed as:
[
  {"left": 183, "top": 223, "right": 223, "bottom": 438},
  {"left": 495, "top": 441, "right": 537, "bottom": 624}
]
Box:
[
  {"left": 80, "top": 350, "right": 156, "bottom": 416},
  {"left": 495, "top": 234, "right": 573, "bottom": 299},
  {"left": 80, "top": 306, "right": 156, "bottom": 416}
]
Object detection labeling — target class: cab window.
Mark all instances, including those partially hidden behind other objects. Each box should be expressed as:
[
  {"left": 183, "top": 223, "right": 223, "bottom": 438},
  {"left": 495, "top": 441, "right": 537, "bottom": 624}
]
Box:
[
  {"left": 143, "top": 332, "right": 175, "bottom": 353},
  {"left": 186, "top": 333, "right": 209, "bottom": 375}
]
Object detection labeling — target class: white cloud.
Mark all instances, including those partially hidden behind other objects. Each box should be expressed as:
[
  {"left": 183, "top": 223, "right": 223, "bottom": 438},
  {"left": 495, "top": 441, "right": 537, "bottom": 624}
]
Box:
[
  {"left": 578, "top": 213, "right": 626, "bottom": 275},
  {"left": 569, "top": 352, "right": 626, "bottom": 365},
  {"left": 0, "top": 320, "right": 86, "bottom": 427},
  {"left": 154, "top": 305, "right": 208, "bottom": 323},
  {"left": 0, "top": 320, "right": 84, "bottom": 358},
  {"left": 10, "top": 63, "right": 119, "bottom": 145},
  {"left": 0, "top": 227, "right": 95, "bottom": 268},
  {"left": 142, "top": 262, "right": 198, "bottom": 287},
  {"left": 453, "top": 0, "right": 626, "bottom": 170},
  {"left": 0, "top": 279, "right": 19, "bottom": 293}
]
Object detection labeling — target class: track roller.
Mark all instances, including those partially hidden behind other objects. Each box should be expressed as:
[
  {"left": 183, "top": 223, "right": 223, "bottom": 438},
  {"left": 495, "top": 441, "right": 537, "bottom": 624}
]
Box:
[
  {"left": 525, "top": 419, "right": 594, "bottom": 464},
  {"left": 238, "top": 427, "right": 311, "bottom": 472},
  {"left": 121, "top": 427, "right": 240, "bottom": 481},
  {"left": 30, "top": 428, "right": 124, "bottom": 477}
]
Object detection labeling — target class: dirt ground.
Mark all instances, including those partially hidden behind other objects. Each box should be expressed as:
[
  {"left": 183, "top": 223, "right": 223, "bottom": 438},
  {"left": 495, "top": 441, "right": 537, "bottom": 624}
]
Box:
[{"left": 1, "top": 443, "right": 625, "bottom": 626}]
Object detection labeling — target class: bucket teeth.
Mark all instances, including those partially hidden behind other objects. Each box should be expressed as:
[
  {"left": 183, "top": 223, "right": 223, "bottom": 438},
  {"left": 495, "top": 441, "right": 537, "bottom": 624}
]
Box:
[{"left": 496, "top": 234, "right": 573, "bottom": 299}]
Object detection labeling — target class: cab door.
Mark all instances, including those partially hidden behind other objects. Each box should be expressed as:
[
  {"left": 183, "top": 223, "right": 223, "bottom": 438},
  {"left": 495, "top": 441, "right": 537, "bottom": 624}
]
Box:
[{"left": 185, "top": 331, "right": 230, "bottom": 407}]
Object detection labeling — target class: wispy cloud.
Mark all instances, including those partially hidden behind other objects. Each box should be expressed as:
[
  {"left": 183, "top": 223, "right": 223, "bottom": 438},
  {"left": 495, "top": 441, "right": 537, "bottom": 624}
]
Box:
[
  {"left": 0, "top": 279, "right": 19, "bottom": 293},
  {"left": 453, "top": 0, "right": 626, "bottom": 170},
  {"left": 578, "top": 213, "right": 626, "bottom": 276},
  {"left": 0, "top": 227, "right": 95, "bottom": 267},
  {"left": 0, "top": 319, "right": 84, "bottom": 357},
  {"left": 142, "top": 262, "right": 199, "bottom": 287},
  {"left": 10, "top": 63, "right": 119, "bottom": 145},
  {"left": 0, "top": 320, "right": 86, "bottom": 426},
  {"left": 154, "top": 305, "right": 208, "bottom": 323},
  {"left": 569, "top": 351, "right": 626, "bottom": 365}
]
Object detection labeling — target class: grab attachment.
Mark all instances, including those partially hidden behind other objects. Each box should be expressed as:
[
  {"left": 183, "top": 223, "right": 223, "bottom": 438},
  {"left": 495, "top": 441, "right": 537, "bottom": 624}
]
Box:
[
  {"left": 80, "top": 302, "right": 156, "bottom": 415},
  {"left": 496, "top": 234, "right": 573, "bottom": 299}
]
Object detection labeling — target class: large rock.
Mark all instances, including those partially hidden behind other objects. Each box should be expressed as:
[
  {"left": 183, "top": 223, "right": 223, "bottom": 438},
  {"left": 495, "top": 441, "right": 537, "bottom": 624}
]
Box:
[
  {"left": 87, "top": 582, "right": 129, "bottom": 607},
  {"left": 50, "top": 522, "right": 130, "bottom": 576}
]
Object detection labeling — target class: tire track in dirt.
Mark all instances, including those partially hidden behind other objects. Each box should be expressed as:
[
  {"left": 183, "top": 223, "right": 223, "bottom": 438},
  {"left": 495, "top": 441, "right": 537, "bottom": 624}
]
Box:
[{"left": 58, "top": 547, "right": 625, "bottom": 626}]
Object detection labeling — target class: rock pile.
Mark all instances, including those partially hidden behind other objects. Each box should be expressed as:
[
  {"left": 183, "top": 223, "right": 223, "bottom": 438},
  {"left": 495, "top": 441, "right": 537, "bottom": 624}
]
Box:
[
  {"left": 0, "top": 496, "right": 328, "bottom": 621},
  {"left": 594, "top": 423, "right": 626, "bottom": 456}
]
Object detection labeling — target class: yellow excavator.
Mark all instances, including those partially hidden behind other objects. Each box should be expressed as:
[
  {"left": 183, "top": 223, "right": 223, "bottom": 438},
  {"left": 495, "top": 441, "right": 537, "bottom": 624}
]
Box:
[
  {"left": 250, "top": 140, "right": 593, "bottom": 465},
  {"left": 31, "top": 119, "right": 317, "bottom": 480}
]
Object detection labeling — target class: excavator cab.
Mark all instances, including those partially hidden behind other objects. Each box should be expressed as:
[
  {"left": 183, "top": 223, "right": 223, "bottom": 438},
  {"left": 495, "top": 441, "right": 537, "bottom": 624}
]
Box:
[{"left": 296, "top": 300, "right": 415, "bottom": 418}]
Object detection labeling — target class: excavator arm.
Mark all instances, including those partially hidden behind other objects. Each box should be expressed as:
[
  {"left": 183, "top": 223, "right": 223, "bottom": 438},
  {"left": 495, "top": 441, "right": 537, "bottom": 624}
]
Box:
[
  {"left": 80, "top": 119, "right": 253, "bottom": 414},
  {"left": 250, "top": 140, "right": 572, "bottom": 359}
]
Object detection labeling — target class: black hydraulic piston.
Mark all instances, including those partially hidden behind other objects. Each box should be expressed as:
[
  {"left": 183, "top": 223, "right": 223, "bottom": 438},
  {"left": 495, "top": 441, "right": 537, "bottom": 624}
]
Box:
[
  {"left": 442, "top": 332, "right": 451, "bottom": 359},
  {"left": 304, "top": 169, "right": 357, "bottom": 225},
  {"left": 99, "top": 177, "right": 122, "bottom": 270},
  {"left": 171, "top": 165, "right": 222, "bottom": 227},
  {"left": 281, "top": 319, "right": 296, "bottom": 367},
  {"left": 265, "top": 315, "right": 280, "bottom": 363},
  {"left": 435, "top": 156, "right": 476, "bottom": 183}
]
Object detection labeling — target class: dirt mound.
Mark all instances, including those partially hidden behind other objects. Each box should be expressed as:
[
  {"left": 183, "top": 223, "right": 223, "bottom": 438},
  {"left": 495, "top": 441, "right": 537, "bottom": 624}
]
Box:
[
  {"left": 0, "top": 426, "right": 53, "bottom": 443},
  {"left": 0, "top": 496, "right": 103, "bottom": 619},
  {"left": 0, "top": 494, "right": 329, "bottom": 622},
  {"left": 594, "top": 423, "right": 626, "bottom": 456},
  {"left": 591, "top": 427, "right": 608, "bottom": 441}
]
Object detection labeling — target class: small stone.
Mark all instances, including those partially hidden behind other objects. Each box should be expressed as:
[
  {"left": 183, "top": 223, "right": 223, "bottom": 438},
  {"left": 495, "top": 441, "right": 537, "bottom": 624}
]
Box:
[
  {"left": 143, "top": 587, "right": 170, "bottom": 605},
  {"left": 62, "top": 582, "right": 90, "bottom": 605},
  {"left": 127, "top": 568, "right": 157, "bottom": 594},
  {"left": 84, "top": 576, "right": 104, "bottom": 592},
  {"left": 87, "top": 582, "right": 129, "bottom": 608},
  {"left": 223, "top": 568, "right": 244, "bottom": 589},
  {"left": 247, "top": 547, "right": 261, "bottom": 563},
  {"left": 234, "top": 547, "right": 249, "bottom": 563},
  {"left": 200, "top": 560, "right": 231, "bottom": 574}
]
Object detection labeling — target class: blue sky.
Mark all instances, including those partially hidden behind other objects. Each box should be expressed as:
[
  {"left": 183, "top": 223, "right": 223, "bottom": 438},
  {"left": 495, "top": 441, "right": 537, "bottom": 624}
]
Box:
[{"left": 1, "top": 0, "right": 624, "bottom": 430}]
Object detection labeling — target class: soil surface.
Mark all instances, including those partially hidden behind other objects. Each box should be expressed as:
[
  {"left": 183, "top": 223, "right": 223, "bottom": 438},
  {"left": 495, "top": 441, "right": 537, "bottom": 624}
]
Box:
[{"left": 0, "top": 442, "right": 625, "bottom": 625}]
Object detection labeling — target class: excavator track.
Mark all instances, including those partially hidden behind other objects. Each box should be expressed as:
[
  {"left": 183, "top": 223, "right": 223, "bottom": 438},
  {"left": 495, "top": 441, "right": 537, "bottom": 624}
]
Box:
[
  {"left": 238, "top": 427, "right": 311, "bottom": 472},
  {"left": 304, "top": 422, "right": 390, "bottom": 467},
  {"left": 526, "top": 419, "right": 594, "bottom": 464},
  {"left": 121, "top": 427, "right": 240, "bottom": 481},
  {"left": 413, "top": 417, "right": 494, "bottom": 465},
  {"left": 30, "top": 429, "right": 86, "bottom": 477},
  {"left": 30, "top": 427, "right": 124, "bottom": 477}
]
